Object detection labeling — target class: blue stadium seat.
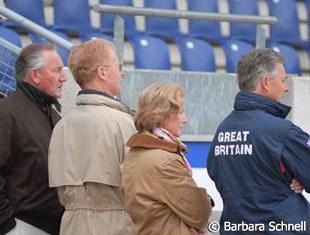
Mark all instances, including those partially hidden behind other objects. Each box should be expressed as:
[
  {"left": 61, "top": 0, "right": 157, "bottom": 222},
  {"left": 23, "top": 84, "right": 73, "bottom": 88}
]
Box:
[
  {"left": 79, "top": 33, "right": 113, "bottom": 42},
  {"left": 129, "top": 35, "right": 171, "bottom": 70},
  {"left": 222, "top": 39, "right": 254, "bottom": 73},
  {"left": 0, "top": 27, "right": 22, "bottom": 47},
  {"left": 176, "top": 37, "right": 216, "bottom": 72},
  {"left": 267, "top": 0, "right": 306, "bottom": 48},
  {"left": 29, "top": 31, "right": 71, "bottom": 66},
  {"left": 267, "top": 42, "right": 302, "bottom": 76},
  {"left": 99, "top": 0, "right": 138, "bottom": 39},
  {"left": 187, "top": 0, "right": 223, "bottom": 44},
  {"left": 227, "top": 0, "right": 259, "bottom": 44},
  {"left": 3, "top": 0, "right": 48, "bottom": 33},
  {"left": 52, "top": 0, "right": 95, "bottom": 37},
  {"left": 144, "top": 0, "right": 182, "bottom": 41}
]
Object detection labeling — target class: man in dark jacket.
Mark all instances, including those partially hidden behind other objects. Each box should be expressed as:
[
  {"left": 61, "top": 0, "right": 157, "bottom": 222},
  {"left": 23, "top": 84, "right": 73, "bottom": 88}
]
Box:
[
  {"left": 0, "top": 44, "right": 66, "bottom": 234},
  {"left": 208, "top": 48, "right": 310, "bottom": 234}
]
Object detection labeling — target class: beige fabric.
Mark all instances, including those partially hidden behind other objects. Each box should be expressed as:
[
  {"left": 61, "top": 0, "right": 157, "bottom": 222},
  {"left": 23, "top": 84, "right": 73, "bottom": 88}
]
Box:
[
  {"left": 48, "top": 93, "right": 136, "bottom": 235},
  {"left": 49, "top": 94, "right": 136, "bottom": 186},
  {"left": 122, "top": 133, "right": 212, "bottom": 235},
  {"left": 57, "top": 183, "right": 131, "bottom": 235}
]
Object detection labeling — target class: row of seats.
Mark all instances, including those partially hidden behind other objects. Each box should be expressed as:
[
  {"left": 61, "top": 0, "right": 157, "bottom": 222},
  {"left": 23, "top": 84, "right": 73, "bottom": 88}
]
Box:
[
  {"left": 1, "top": 0, "right": 310, "bottom": 49},
  {"left": 131, "top": 35, "right": 303, "bottom": 76},
  {"left": 0, "top": 25, "right": 304, "bottom": 76}
]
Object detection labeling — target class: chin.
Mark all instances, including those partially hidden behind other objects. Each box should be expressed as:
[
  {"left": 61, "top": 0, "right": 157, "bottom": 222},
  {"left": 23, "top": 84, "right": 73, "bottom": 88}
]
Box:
[
  {"left": 175, "top": 133, "right": 182, "bottom": 138},
  {"left": 54, "top": 93, "right": 62, "bottom": 99}
]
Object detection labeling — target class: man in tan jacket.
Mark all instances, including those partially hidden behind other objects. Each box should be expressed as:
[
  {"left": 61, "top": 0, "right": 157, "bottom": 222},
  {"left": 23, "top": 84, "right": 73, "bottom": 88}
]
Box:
[{"left": 48, "top": 39, "right": 136, "bottom": 235}]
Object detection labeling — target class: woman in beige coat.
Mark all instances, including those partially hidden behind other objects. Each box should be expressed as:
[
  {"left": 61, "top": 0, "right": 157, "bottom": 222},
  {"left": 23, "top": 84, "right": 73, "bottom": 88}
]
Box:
[{"left": 122, "top": 83, "right": 212, "bottom": 235}]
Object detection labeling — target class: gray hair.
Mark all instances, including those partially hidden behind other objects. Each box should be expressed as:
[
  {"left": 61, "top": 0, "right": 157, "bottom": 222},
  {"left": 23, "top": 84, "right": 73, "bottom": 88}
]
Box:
[
  {"left": 237, "top": 48, "right": 284, "bottom": 91},
  {"left": 15, "top": 44, "right": 56, "bottom": 82}
]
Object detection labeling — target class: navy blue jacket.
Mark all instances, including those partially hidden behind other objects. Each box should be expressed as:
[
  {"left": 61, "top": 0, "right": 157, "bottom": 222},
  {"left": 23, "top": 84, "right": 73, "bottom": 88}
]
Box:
[{"left": 208, "top": 91, "right": 310, "bottom": 234}]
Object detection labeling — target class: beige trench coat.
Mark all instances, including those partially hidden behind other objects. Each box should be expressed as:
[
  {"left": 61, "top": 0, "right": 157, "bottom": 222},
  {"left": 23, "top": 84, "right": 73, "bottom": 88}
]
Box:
[
  {"left": 122, "top": 133, "right": 212, "bottom": 235},
  {"left": 48, "top": 93, "right": 136, "bottom": 235}
]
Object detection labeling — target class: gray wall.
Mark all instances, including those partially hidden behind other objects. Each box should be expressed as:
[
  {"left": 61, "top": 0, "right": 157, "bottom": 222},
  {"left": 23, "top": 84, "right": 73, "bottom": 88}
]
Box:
[{"left": 60, "top": 68, "right": 310, "bottom": 137}]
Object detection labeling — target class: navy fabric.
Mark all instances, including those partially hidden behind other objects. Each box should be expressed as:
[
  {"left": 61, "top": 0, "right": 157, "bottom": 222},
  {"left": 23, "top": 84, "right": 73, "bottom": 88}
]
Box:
[{"left": 207, "top": 91, "right": 310, "bottom": 234}]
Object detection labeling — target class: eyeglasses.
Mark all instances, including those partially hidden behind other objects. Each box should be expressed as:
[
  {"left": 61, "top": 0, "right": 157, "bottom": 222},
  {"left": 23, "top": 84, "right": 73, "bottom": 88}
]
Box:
[{"left": 101, "top": 64, "right": 123, "bottom": 72}]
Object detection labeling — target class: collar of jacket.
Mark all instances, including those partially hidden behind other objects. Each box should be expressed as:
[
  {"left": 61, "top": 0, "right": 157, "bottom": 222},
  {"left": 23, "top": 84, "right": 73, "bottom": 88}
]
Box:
[
  {"left": 234, "top": 91, "right": 291, "bottom": 119},
  {"left": 17, "top": 81, "right": 61, "bottom": 112},
  {"left": 76, "top": 89, "right": 134, "bottom": 116},
  {"left": 126, "top": 133, "right": 188, "bottom": 154}
]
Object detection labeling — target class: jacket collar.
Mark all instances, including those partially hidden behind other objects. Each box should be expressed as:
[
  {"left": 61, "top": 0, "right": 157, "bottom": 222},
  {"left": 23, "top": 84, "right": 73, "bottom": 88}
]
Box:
[
  {"left": 126, "top": 133, "right": 188, "bottom": 154},
  {"left": 234, "top": 91, "right": 291, "bottom": 119},
  {"left": 76, "top": 89, "right": 134, "bottom": 116},
  {"left": 17, "top": 81, "right": 61, "bottom": 112}
]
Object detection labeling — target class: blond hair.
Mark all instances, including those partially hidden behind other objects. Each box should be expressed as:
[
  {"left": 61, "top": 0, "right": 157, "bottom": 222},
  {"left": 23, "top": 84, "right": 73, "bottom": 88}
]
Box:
[
  {"left": 134, "top": 83, "right": 184, "bottom": 132},
  {"left": 68, "top": 39, "right": 116, "bottom": 87}
]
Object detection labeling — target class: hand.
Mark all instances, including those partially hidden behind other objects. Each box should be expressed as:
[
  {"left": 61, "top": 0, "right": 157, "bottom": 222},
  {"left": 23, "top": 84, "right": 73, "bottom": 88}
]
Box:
[{"left": 290, "top": 178, "right": 304, "bottom": 194}]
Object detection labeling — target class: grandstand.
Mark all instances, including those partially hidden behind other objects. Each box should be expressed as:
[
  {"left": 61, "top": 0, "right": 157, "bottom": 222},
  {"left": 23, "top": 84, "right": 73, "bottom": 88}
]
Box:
[
  {"left": 0, "top": 1, "right": 310, "bottom": 234},
  {"left": 0, "top": 0, "right": 309, "bottom": 75}
]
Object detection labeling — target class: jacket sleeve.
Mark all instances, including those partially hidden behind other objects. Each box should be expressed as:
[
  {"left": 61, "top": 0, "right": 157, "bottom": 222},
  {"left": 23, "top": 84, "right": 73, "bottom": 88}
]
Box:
[
  {"left": 282, "top": 124, "right": 310, "bottom": 192},
  {"left": 157, "top": 156, "right": 212, "bottom": 230},
  {"left": 0, "top": 109, "right": 16, "bottom": 233},
  {"left": 117, "top": 116, "right": 136, "bottom": 163}
]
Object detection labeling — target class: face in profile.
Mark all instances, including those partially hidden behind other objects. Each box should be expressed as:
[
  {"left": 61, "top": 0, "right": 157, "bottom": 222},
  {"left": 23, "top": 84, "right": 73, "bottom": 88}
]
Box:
[
  {"left": 35, "top": 50, "right": 67, "bottom": 98},
  {"left": 266, "top": 63, "right": 289, "bottom": 102},
  {"left": 104, "top": 50, "right": 124, "bottom": 96},
  {"left": 162, "top": 105, "right": 188, "bottom": 138}
]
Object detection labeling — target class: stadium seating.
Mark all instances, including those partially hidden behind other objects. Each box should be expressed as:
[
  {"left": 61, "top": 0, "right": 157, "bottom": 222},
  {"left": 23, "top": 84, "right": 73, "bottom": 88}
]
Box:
[
  {"left": 79, "top": 33, "right": 113, "bottom": 42},
  {"left": 144, "top": 0, "right": 182, "bottom": 41},
  {"left": 267, "top": 42, "right": 302, "bottom": 76},
  {"left": 99, "top": 0, "right": 138, "bottom": 39},
  {"left": 0, "top": 27, "right": 22, "bottom": 47},
  {"left": 129, "top": 35, "right": 171, "bottom": 70},
  {"left": 29, "top": 31, "right": 71, "bottom": 66},
  {"left": 52, "top": 0, "right": 95, "bottom": 37},
  {"left": 222, "top": 39, "right": 254, "bottom": 73},
  {"left": 176, "top": 37, "right": 216, "bottom": 72},
  {"left": 266, "top": 0, "right": 306, "bottom": 48},
  {"left": 227, "top": 0, "right": 259, "bottom": 44},
  {"left": 3, "top": 0, "right": 48, "bottom": 33},
  {"left": 187, "top": 0, "right": 223, "bottom": 44}
]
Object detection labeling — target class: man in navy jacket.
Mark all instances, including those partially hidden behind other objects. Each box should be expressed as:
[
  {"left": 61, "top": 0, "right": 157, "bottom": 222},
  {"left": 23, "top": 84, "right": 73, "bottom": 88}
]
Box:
[{"left": 208, "top": 48, "right": 310, "bottom": 234}]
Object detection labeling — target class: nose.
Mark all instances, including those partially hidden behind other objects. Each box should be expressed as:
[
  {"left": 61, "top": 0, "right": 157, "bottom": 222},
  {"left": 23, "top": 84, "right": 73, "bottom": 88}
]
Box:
[
  {"left": 60, "top": 69, "right": 67, "bottom": 83},
  {"left": 285, "top": 84, "right": 289, "bottom": 93},
  {"left": 120, "top": 68, "right": 125, "bottom": 79},
  {"left": 182, "top": 114, "right": 188, "bottom": 123}
]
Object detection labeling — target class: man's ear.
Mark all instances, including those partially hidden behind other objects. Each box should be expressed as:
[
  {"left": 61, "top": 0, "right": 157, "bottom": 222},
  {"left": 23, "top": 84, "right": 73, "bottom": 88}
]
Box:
[
  {"left": 28, "top": 69, "right": 41, "bottom": 85},
  {"left": 97, "top": 66, "right": 107, "bottom": 81},
  {"left": 261, "top": 75, "right": 270, "bottom": 92}
]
